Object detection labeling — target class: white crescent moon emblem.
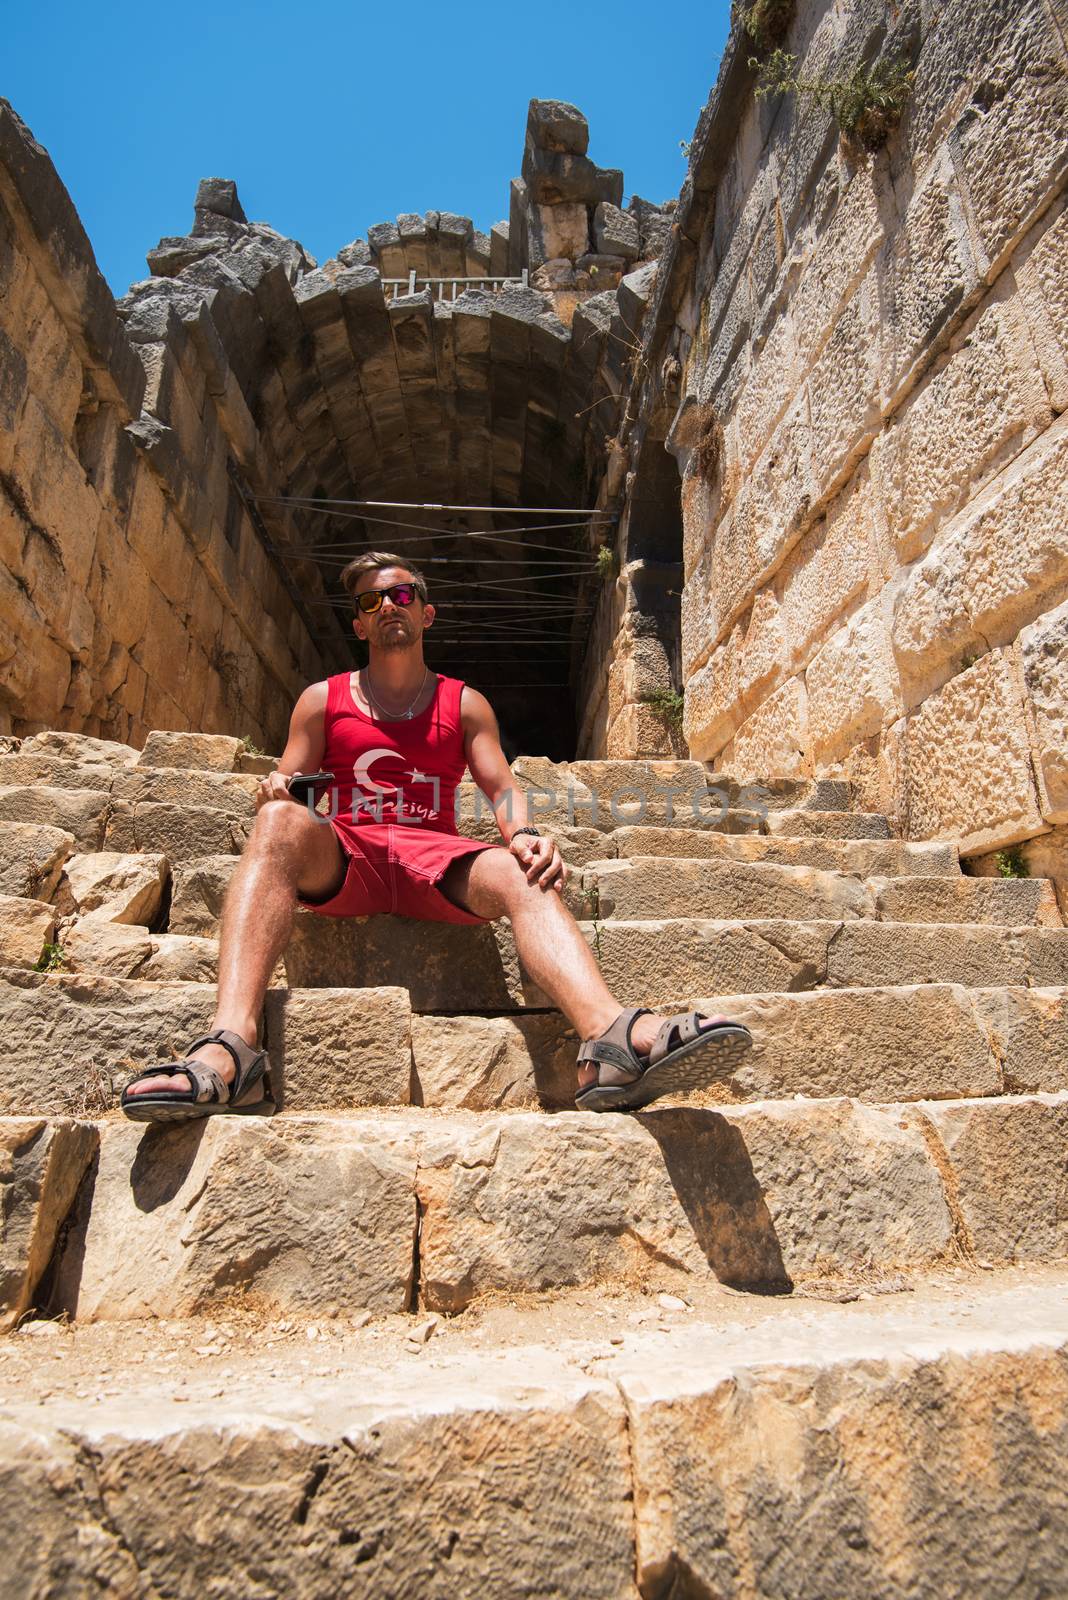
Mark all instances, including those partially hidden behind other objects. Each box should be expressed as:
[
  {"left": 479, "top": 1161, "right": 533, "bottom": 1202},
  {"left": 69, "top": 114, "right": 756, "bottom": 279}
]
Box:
[{"left": 352, "top": 747, "right": 408, "bottom": 793}]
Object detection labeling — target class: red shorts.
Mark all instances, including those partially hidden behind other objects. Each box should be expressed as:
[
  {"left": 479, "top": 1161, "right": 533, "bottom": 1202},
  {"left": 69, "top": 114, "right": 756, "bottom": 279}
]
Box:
[{"left": 296, "top": 821, "right": 499, "bottom": 925}]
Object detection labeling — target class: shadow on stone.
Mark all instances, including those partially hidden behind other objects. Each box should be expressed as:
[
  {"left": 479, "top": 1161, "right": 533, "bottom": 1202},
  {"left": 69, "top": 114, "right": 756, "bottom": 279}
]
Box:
[
  {"left": 637, "top": 1107, "right": 792, "bottom": 1292},
  {"left": 129, "top": 1120, "right": 208, "bottom": 1211}
]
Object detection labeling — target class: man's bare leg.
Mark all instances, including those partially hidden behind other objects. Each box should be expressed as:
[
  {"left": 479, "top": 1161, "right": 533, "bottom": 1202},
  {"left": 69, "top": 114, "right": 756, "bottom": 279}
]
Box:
[
  {"left": 125, "top": 802, "right": 347, "bottom": 1097},
  {"left": 441, "top": 849, "right": 725, "bottom": 1060}
]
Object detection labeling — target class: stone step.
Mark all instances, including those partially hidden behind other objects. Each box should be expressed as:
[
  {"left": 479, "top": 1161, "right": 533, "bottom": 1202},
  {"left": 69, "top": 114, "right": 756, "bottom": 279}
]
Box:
[
  {"left": 6, "top": 1272, "right": 1067, "bottom": 1597},
  {"left": 52, "top": 912, "right": 1068, "bottom": 1013},
  {"left": 166, "top": 836, "right": 965, "bottom": 940},
  {"left": 7, "top": 1092, "right": 1066, "bottom": 1325},
  {"left": 578, "top": 860, "right": 1061, "bottom": 926},
  {"left": 765, "top": 809, "right": 892, "bottom": 839},
  {"left": 0, "top": 968, "right": 412, "bottom": 1117},
  {"left": 5, "top": 969, "right": 1065, "bottom": 1117},
  {"left": 605, "top": 828, "right": 961, "bottom": 875},
  {"left": 583, "top": 918, "right": 1068, "bottom": 1008},
  {"left": 410, "top": 984, "right": 1068, "bottom": 1110}
]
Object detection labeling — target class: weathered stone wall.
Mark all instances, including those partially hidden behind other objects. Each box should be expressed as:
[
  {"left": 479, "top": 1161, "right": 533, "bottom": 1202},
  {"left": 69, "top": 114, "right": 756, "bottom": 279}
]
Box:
[
  {"left": 655, "top": 0, "right": 1068, "bottom": 856},
  {"left": 0, "top": 105, "right": 326, "bottom": 750}
]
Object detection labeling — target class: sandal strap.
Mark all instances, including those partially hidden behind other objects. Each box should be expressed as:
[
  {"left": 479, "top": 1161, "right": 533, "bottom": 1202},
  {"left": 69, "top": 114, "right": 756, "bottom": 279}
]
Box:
[
  {"left": 649, "top": 1012, "right": 709, "bottom": 1067},
  {"left": 576, "top": 1008, "right": 653, "bottom": 1083},
  {"left": 184, "top": 1029, "right": 267, "bottom": 1102}
]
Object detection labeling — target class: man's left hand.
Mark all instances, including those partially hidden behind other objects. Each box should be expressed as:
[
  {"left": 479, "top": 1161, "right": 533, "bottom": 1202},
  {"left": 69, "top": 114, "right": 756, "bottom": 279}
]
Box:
[{"left": 510, "top": 832, "right": 567, "bottom": 892}]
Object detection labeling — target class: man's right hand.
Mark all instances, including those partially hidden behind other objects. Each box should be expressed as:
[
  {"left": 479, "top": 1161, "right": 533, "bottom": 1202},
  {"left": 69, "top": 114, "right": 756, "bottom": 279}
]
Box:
[{"left": 255, "top": 770, "right": 301, "bottom": 810}]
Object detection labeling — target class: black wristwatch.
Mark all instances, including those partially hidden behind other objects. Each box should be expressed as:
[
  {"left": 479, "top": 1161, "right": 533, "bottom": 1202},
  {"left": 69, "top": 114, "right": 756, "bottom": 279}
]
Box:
[{"left": 512, "top": 826, "right": 541, "bottom": 839}]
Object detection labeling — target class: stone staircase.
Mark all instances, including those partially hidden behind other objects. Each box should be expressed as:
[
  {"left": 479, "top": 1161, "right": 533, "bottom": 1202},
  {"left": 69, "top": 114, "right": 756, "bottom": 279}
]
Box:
[{"left": 2, "top": 729, "right": 1068, "bottom": 1595}]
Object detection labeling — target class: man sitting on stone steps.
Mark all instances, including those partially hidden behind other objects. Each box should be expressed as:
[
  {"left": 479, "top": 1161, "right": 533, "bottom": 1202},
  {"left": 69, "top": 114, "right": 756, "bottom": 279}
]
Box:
[{"left": 120, "top": 552, "right": 752, "bottom": 1120}]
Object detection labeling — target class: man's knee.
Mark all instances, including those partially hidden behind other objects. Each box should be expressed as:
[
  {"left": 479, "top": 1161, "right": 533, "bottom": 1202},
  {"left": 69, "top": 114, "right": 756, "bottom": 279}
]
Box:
[{"left": 249, "top": 799, "right": 323, "bottom": 852}]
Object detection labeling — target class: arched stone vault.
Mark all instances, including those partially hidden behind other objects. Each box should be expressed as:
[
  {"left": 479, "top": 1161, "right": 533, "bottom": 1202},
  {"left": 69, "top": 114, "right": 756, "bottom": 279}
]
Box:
[
  {"left": 113, "top": 111, "right": 675, "bottom": 755},
  {"left": 0, "top": 93, "right": 678, "bottom": 755}
]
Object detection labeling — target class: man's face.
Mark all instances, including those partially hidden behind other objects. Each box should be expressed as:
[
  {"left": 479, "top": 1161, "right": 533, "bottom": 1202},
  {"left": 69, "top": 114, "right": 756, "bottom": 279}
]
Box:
[{"left": 352, "top": 567, "right": 435, "bottom": 652}]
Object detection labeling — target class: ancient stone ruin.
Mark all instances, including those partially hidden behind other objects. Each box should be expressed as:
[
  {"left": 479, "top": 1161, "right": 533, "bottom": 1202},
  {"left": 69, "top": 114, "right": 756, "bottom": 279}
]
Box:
[{"left": 2, "top": 0, "right": 1068, "bottom": 1593}]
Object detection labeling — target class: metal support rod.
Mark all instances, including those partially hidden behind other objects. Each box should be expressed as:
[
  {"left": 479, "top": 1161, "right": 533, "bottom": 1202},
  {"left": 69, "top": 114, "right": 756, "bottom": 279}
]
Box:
[{"left": 252, "top": 495, "right": 615, "bottom": 516}]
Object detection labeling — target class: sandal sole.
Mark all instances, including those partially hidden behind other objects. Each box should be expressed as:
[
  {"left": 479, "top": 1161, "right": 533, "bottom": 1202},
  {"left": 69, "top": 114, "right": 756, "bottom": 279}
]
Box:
[
  {"left": 120, "top": 1098, "right": 275, "bottom": 1123},
  {"left": 575, "top": 1024, "right": 753, "bottom": 1113}
]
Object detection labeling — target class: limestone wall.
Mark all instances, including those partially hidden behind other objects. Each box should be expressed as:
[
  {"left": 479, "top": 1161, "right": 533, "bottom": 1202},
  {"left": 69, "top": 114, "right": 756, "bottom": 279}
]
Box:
[
  {"left": 0, "top": 103, "right": 326, "bottom": 749},
  {"left": 662, "top": 0, "right": 1068, "bottom": 854}
]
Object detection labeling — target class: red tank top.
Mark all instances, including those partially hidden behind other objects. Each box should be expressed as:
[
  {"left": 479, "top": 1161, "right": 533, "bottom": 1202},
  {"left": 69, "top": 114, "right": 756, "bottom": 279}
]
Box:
[{"left": 320, "top": 672, "right": 468, "bottom": 832}]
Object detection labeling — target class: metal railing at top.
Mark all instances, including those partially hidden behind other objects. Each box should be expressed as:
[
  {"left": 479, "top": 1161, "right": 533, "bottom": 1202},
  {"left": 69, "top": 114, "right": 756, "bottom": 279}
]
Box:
[{"left": 382, "top": 268, "right": 529, "bottom": 303}]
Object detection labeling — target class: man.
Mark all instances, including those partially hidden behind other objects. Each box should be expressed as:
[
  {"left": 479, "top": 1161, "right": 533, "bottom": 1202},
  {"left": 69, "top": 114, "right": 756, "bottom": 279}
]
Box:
[{"left": 121, "top": 552, "right": 752, "bottom": 1119}]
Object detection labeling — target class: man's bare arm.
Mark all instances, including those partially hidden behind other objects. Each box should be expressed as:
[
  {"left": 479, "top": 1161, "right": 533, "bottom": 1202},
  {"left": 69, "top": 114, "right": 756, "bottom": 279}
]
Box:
[
  {"left": 460, "top": 687, "right": 566, "bottom": 889},
  {"left": 254, "top": 681, "right": 329, "bottom": 811}
]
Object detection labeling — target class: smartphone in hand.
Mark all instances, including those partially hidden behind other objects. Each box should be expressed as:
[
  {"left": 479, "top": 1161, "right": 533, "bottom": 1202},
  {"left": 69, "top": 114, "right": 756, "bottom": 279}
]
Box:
[{"left": 287, "top": 771, "right": 335, "bottom": 803}]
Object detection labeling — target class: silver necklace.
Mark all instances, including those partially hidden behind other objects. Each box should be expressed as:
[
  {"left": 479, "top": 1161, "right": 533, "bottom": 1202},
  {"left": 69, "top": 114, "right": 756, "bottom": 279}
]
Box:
[{"left": 362, "top": 666, "right": 429, "bottom": 721}]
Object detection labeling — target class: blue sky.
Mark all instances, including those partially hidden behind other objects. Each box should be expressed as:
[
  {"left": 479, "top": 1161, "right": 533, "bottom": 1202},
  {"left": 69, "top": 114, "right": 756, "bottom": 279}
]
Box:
[{"left": 5, "top": 1, "right": 730, "bottom": 296}]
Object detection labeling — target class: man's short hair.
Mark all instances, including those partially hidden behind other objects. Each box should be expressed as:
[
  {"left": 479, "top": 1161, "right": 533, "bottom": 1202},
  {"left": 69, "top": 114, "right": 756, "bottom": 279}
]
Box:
[{"left": 339, "top": 551, "right": 428, "bottom": 611}]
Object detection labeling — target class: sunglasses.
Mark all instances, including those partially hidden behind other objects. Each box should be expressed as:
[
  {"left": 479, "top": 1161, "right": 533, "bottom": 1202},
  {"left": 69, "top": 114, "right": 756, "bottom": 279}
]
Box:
[{"left": 356, "top": 582, "right": 424, "bottom": 614}]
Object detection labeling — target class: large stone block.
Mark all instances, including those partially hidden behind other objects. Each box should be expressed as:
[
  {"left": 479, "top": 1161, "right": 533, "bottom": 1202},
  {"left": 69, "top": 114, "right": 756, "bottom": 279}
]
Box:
[
  {"left": 609, "top": 827, "right": 957, "bottom": 876},
  {"left": 586, "top": 917, "right": 835, "bottom": 1006},
  {"left": 735, "top": 311, "right": 798, "bottom": 475},
  {"left": 1021, "top": 596, "right": 1068, "bottom": 825},
  {"left": 262, "top": 985, "right": 411, "bottom": 1109},
  {"left": 683, "top": 621, "right": 746, "bottom": 759},
  {"left": 527, "top": 203, "right": 590, "bottom": 266},
  {"left": 138, "top": 731, "right": 243, "bottom": 771},
  {"left": 0, "top": 1356, "right": 634, "bottom": 1600},
  {"left": 623, "top": 1320, "right": 1068, "bottom": 1600},
  {"left": 411, "top": 1013, "right": 577, "bottom": 1109},
  {"left": 527, "top": 98, "right": 589, "bottom": 154},
  {"left": 918, "top": 1092, "right": 1068, "bottom": 1264},
  {"left": 0, "top": 893, "right": 55, "bottom": 968},
  {"left": 110, "top": 765, "right": 257, "bottom": 816},
  {"left": 880, "top": 147, "right": 982, "bottom": 393},
  {"left": 62, "top": 851, "right": 168, "bottom": 924},
  {"left": 137, "top": 932, "right": 220, "bottom": 983},
  {"left": 104, "top": 800, "right": 248, "bottom": 860},
  {"left": 970, "top": 985, "right": 1068, "bottom": 1093},
  {"left": 592, "top": 203, "right": 639, "bottom": 261},
  {"left": 806, "top": 600, "right": 900, "bottom": 761},
  {"left": 168, "top": 853, "right": 238, "bottom": 934},
  {"left": 690, "top": 983, "right": 1001, "bottom": 1103},
  {"left": 891, "top": 428, "right": 1068, "bottom": 707},
  {"left": 0, "top": 786, "right": 109, "bottom": 851},
  {"left": 790, "top": 165, "right": 885, "bottom": 367},
  {"left": 952, "top": 0, "right": 1068, "bottom": 270},
  {"left": 0, "top": 820, "right": 74, "bottom": 902},
  {"left": 722, "top": 676, "right": 809, "bottom": 783},
  {"left": 806, "top": 268, "right": 883, "bottom": 494},
  {"left": 56, "top": 1115, "right": 418, "bottom": 1320},
  {"left": 779, "top": 468, "right": 877, "bottom": 670},
  {"left": 1018, "top": 200, "right": 1068, "bottom": 412},
  {"left": 904, "top": 648, "right": 1044, "bottom": 852},
  {"left": 414, "top": 1100, "right": 954, "bottom": 1310},
  {"left": 284, "top": 914, "right": 524, "bottom": 1012},
  {"left": 585, "top": 856, "right": 873, "bottom": 923},
  {"left": 60, "top": 917, "right": 153, "bottom": 979},
  {"left": 869, "top": 301, "right": 1040, "bottom": 562},
  {"left": 0, "top": 1117, "right": 96, "bottom": 1332},
  {"left": 825, "top": 921, "right": 1068, "bottom": 991},
  {"left": 0, "top": 968, "right": 222, "bottom": 1115}
]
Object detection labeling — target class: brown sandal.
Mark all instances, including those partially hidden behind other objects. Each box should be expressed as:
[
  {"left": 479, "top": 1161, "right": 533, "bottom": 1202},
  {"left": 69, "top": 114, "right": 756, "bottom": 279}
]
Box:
[
  {"left": 120, "top": 1029, "right": 273, "bottom": 1123},
  {"left": 575, "top": 1007, "right": 752, "bottom": 1112}
]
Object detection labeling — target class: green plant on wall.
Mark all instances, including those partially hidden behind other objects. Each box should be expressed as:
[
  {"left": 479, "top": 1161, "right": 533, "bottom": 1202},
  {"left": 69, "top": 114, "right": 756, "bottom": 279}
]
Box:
[
  {"left": 640, "top": 687, "right": 686, "bottom": 737},
  {"left": 35, "top": 941, "right": 69, "bottom": 973},
  {"left": 733, "top": 0, "right": 795, "bottom": 52},
  {"left": 596, "top": 544, "right": 616, "bottom": 580},
  {"left": 752, "top": 48, "right": 914, "bottom": 151},
  {"left": 995, "top": 847, "right": 1029, "bottom": 880}
]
